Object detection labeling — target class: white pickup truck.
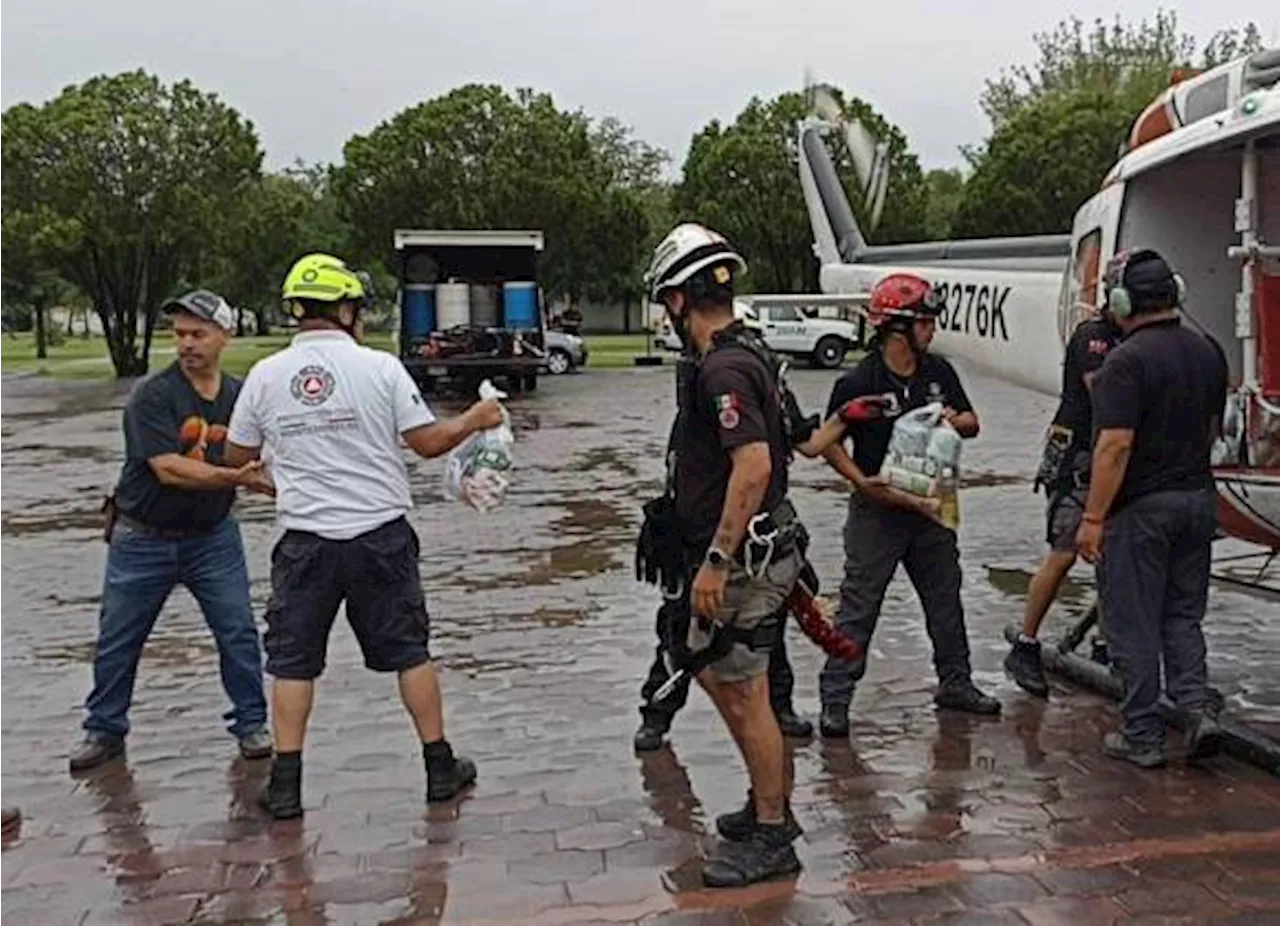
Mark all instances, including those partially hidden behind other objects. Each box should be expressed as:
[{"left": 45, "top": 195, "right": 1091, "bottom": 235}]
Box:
[{"left": 659, "top": 299, "right": 862, "bottom": 369}]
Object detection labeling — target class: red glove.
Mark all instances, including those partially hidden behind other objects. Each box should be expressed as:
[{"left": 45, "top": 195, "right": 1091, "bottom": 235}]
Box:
[{"left": 837, "top": 395, "right": 895, "bottom": 424}]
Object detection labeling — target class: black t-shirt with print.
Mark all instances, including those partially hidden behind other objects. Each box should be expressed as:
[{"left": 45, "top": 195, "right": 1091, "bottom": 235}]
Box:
[
  {"left": 1052, "top": 318, "right": 1120, "bottom": 453},
  {"left": 113, "top": 362, "right": 242, "bottom": 531},
  {"left": 673, "top": 342, "right": 789, "bottom": 551},
  {"left": 825, "top": 350, "right": 974, "bottom": 476}
]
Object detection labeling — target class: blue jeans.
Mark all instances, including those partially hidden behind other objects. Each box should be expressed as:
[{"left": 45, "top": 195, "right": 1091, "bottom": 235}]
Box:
[
  {"left": 1098, "top": 488, "right": 1217, "bottom": 746},
  {"left": 83, "top": 516, "right": 267, "bottom": 741}
]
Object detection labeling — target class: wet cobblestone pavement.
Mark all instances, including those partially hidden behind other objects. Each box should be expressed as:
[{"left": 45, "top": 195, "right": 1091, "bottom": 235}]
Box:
[{"left": 3, "top": 363, "right": 1280, "bottom": 925}]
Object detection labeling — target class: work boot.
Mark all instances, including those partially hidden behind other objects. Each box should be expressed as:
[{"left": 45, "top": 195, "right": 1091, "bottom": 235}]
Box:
[
  {"left": 819, "top": 704, "right": 849, "bottom": 739},
  {"left": 424, "top": 740, "right": 477, "bottom": 803},
  {"left": 773, "top": 708, "right": 813, "bottom": 739},
  {"left": 68, "top": 734, "right": 125, "bottom": 772},
  {"left": 702, "top": 821, "right": 802, "bottom": 888},
  {"left": 716, "top": 790, "right": 802, "bottom": 842},
  {"left": 934, "top": 680, "right": 1002, "bottom": 716},
  {"left": 1206, "top": 686, "right": 1226, "bottom": 716},
  {"left": 1004, "top": 638, "right": 1049, "bottom": 698},
  {"left": 259, "top": 754, "right": 304, "bottom": 819},
  {"left": 1102, "top": 732, "right": 1165, "bottom": 769},
  {"left": 1186, "top": 712, "right": 1225, "bottom": 761},
  {"left": 238, "top": 729, "right": 274, "bottom": 761},
  {"left": 633, "top": 719, "right": 669, "bottom": 753}
]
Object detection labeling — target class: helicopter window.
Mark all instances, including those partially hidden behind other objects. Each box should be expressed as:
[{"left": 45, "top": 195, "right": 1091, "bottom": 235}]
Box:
[
  {"left": 1184, "top": 75, "right": 1229, "bottom": 125},
  {"left": 1072, "top": 229, "right": 1102, "bottom": 313}
]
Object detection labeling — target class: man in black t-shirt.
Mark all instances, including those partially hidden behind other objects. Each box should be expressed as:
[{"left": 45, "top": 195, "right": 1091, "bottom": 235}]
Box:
[
  {"left": 1078, "top": 249, "right": 1228, "bottom": 768},
  {"left": 635, "top": 348, "right": 812, "bottom": 748},
  {"left": 817, "top": 273, "right": 1001, "bottom": 738},
  {"left": 635, "top": 224, "right": 808, "bottom": 888},
  {"left": 68, "top": 290, "right": 274, "bottom": 773},
  {"left": 1005, "top": 314, "right": 1119, "bottom": 696}
]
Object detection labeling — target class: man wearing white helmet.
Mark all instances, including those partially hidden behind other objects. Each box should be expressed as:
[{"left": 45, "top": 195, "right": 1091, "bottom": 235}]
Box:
[{"left": 634, "top": 223, "right": 811, "bottom": 888}]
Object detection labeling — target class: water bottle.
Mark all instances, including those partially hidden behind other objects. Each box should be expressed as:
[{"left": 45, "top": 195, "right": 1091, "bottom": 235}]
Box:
[{"left": 938, "top": 465, "right": 960, "bottom": 531}]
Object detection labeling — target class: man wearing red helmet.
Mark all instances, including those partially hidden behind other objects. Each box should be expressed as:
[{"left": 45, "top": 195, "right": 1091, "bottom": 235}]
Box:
[{"left": 815, "top": 272, "right": 1001, "bottom": 736}]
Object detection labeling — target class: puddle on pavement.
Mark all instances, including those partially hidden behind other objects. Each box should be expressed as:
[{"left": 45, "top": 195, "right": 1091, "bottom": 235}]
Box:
[
  {"left": 475, "top": 496, "right": 636, "bottom": 588},
  {"left": 986, "top": 566, "right": 1091, "bottom": 603},
  {"left": 1, "top": 508, "right": 105, "bottom": 537},
  {"left": 960, "top": 471, "right": 1026, "bottom": 489},
  {"left": 33, "top": 631, "right": 216, "bottom": 667},
  {"left": 557, "top": 447, "right": 638, "bottom": 478},
  {"left": 1, "top": 443, "right": 120, "bottom": 465}
]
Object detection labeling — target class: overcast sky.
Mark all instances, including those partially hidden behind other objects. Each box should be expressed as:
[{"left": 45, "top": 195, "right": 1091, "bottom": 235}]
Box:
[{"left": 3, "top": 0, "right": 1276, "bottom": 175}]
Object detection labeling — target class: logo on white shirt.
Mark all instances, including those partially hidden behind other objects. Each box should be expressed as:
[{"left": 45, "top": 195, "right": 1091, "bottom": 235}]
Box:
[{"left": 291, "top": 365, "right": 335, "bottom": 407}]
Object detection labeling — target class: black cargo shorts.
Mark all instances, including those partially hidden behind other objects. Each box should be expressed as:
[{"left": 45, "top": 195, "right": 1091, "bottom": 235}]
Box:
[{"left": 263, "top": 516, "right": 431, "bottom": 679}]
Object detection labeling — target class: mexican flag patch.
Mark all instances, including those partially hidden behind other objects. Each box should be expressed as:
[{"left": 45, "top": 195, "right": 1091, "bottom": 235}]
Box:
[{"left": 714, "top": 392, "right": 741, "bottom": 430}]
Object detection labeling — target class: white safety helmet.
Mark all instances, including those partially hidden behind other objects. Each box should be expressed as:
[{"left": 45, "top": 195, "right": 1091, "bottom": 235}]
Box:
[{"left": 645, "top": 223, "right": 747, "bottom": 303}]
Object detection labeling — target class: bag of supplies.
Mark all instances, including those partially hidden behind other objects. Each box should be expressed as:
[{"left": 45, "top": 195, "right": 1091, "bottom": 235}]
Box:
[
  {"left": 444, "top": 379, "right": 514, "bottom": 513},
  {"left": 881, "top": 402, "right": 963, "bottom": 530}
]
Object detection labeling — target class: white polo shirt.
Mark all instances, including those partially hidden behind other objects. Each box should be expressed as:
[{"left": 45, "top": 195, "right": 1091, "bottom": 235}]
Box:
[{"left": 227, "top": 330, "right": 435, "bottom": 540}]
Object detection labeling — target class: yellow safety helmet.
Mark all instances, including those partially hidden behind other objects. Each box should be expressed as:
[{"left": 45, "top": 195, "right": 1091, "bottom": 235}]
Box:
[{"left": 281, "top": 253, "right": 370, "bottom": 314}]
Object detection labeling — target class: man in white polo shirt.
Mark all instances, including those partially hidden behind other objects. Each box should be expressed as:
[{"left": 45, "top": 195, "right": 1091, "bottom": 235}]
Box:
[{"left": 225, "top": 253, "right": 504, "bottom": 818}]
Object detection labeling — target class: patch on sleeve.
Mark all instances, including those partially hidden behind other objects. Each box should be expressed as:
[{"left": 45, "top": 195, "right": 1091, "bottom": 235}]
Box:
[{"left": 714, "top": 392, "right": 741, "bottom": 430}]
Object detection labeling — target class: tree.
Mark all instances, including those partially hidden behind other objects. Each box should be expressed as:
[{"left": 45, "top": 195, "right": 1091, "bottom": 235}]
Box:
[
  {"left": 1, "top": 71, "right": 262, "bottom": 376},
  {"left": 677, "top": 91, "right": 928, "bottom": 294},
  {"left": 979, "top": 11, "right": 1261, "bottom": 129},
  {"left": 955, "top": 10, "right": 1262, "bottom": 237},
  {"left": 199, "top": 162, "right": 352, "bottom": 335},
  {"left": 0, "top": 104, "right": 79, "bottom": 358},
  {"left": 923, "top": 169, "right": 965, "bottom": 240},
  {"left": 332, "top": 85, "right": 664, "bottom": 307},
  {"left": 952, "top": 91, "right": 1135, "bottom": 238}
]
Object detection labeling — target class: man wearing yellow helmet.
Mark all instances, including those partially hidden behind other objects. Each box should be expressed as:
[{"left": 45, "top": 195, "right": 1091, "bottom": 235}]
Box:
[{"left": 225, "top": 253, "right": 505, "bottom": 818}]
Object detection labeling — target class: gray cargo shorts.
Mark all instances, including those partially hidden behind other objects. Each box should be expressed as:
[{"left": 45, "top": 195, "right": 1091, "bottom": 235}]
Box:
[
  {"left": 1046, "top": 487, "right": 1086, "bottom": 552},
  {"left": 686, "top": 546, "right": 804, "bottom": 683}
]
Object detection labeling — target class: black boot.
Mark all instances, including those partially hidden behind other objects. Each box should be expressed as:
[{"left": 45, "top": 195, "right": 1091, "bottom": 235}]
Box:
[
  {"left": 773, "top": 708, "right": 813, "bottom": 739},
  {"left": 1004, "top": 638, "right": 1049, "bottom": 698},
  {"left": 259, "top": 753, "right": 303, "bottom": 820},
  {"left": 934, "top": 680, "right": 1002, "bottom": 716},
  {"left": 424, "top": 740, "right": 477, "bottom": 803},
  {"left": 702, "top": 821, "right": 802, "bottom": 888},
  {"left": 819, "top": 704, "right": 849, "bottom": 738},
  {"left": 1186, "top": 712, "right": 1225, "bottom": 761},
  {"left": 715, "top": 790, "right": 802, "bottom": 842},
  {"left": 68, "top": 734, "right": 125, "bottom": 773},
  {"left": 633, "top": 719, "right": 668, "bottom": 752}
]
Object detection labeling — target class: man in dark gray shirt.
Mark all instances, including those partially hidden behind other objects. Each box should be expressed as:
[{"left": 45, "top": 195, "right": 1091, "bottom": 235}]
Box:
[{"left": 1077, "top": 249, "right": 1228, "bottom": 769}]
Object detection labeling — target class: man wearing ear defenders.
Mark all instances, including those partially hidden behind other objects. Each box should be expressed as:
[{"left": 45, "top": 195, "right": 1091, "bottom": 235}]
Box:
[{"left": 1077, "top": 248, "right": 1228, "bottom": 769}]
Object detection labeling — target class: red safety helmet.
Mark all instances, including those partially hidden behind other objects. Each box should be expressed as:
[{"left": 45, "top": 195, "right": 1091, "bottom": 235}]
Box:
[{"left": 866, "top": 273, "right": 943, "bottom": 331}]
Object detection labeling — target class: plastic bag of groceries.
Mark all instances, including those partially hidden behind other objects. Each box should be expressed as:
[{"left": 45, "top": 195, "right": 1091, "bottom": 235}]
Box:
[
  {"left": 881, "top": 401, "right": 963, "bottom": 530},
  {"left": 887, "top": 403, "right": 943, "bottom": 460},
  {"left": 444, "top": 379, "right": 514, "bottom": 513}
]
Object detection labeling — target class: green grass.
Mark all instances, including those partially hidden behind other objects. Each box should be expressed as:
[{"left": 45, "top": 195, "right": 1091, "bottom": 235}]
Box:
[
  {"left": 0, "top": 331, "right": 651, "bottom": 379},
  {"left": 583, "top": 333, "right": 667, "bottom": 368}
]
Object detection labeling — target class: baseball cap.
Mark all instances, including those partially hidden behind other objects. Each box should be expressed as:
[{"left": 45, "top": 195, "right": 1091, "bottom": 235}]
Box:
[{"left": 162, "top": 289, "right": 236, "bottom": 332}]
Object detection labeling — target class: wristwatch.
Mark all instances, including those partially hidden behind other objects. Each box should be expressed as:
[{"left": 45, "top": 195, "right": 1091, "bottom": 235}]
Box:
[{"left": 705, "top": 547, "right": 731, "bottom": 570}]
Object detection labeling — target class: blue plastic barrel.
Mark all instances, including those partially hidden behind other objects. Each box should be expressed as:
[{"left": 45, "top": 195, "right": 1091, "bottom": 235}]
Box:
[
  {"left": 502, "top": 281, "right": 539, "bottom": 330},
  {"left": 403, "top": 284, "right": 436, "bottom": 338}
]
